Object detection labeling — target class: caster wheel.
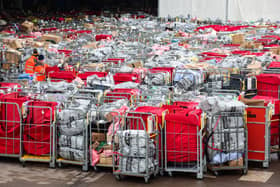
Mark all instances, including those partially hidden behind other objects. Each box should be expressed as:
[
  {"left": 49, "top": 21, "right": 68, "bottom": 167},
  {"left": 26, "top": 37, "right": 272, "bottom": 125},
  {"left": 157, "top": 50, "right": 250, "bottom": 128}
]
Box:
[
  {"left": 196, "top": 174, "right": 203, "bottom": 180},
  {"left": 203, "top": 165, "right": 207, "bottom": 173},
  {"left": 213, "top": 171, "right": 219, "bottom": 176},
  {"left": 242, "top": 169, "right": 248, "bottom": 175},
  {"left": 22, "top": 162, "right": 26, "bottom": 168},
  {"left": 168, "top": 172, "right": 172, "bottom": 177},
  {"left": 153, "top": 172, "right": 157, "bottom": 177},
  {"left": 93, "top": 166, "right": 98, "bottom": 172},
  {"left": 82, "top": 167, "right": 88, "bottom": 172},
  {"left": 115, "top": 175, "right": 121, "bottom": 181},
  {"left": 82, "top": 165, "right": 88, "bottom": 172},
  {"left": 160, "top": 170, "right": 164, "bottom": 176},
  {"left": 49, "top": 162, "right": 55, "bottom": 169},
  {"left": 144, "top": 176, "right": 150, "bottom": 184},
  {"left": 262, "top": 161, "right": 269, "bottom": 168},
  {"left": 58, "top": 162, "right": 62, "bottom": 168}
]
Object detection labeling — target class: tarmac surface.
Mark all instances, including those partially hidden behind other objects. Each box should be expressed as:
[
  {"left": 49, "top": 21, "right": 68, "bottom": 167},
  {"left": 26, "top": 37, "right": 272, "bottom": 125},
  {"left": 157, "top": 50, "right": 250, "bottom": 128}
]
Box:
[{"left": 0, "top": 156, "right": 279, "bottom": 187}]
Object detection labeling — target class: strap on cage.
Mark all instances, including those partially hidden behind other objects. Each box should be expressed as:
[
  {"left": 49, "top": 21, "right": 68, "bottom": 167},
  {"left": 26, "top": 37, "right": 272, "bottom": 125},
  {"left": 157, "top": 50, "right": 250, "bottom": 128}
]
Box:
[{"left": 204, "top": 115, "right": 222, "bottom": 162}]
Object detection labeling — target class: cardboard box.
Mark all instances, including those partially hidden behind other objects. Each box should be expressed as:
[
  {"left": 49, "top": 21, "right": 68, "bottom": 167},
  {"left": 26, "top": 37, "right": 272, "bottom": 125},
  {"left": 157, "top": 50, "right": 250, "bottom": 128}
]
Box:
[
  {"left": 41, "top": 34, "right": 62, "bottom": 44},
  {"left": 102, "top": 144, "right": 112, "bottom": 151},
  {"left": 99, "top": 157, "right": 112, "bottom": 165},
  {"left": 92, "top": 132, "right": 105, "bottom": 142},
  {"left": 9, "top": 40, "right": 23, "bottom": 49},
  {"left": 5, "top": 50, "right": 21, "bottom": 64},
  {"left": 92, "top": 18, "right": 101, "bottom": 22},
  {"left": 33, "top": 41, "right": 45, "bottom": 48},
  {"left": 246, "top": 29, "right": 257, "bottom": 35},
  {"left": 1, "top": 37, "right": 13, "bottom": 45},
  {"left": 239, "top": 96, "right": 265, "bottom": 106},
  {"left": 21, "top": 21, "right": 34, "bottom": 33},
  {"left": 2, "top": 63, "right": 11, "bottom": 70},
  {"left": 22, "top": 38, "right": 35, "bottom": 47},
  {"left": 84, "top": 23, "right": 94, "bottom": 29},
  {"left": 82, "top": 63, "right": 104, "bottom": 70},
  {"left": 228, "top": 157, "right": 243, "bottom": 167},
  {"left": 270, "top": 47, "right": 280, "bottom": 55},
  {"left": 241, "top": 41, "right": 255, "bottom": 49},
  {"left": 83, "top": 42, "right": 97, "bottom": 49},
  {"left": 253, "top": 42, "right": 263, "bottom": 49},
  {"left": 65, "top": 18, "right": 73, "bottom": 22},
  {"left": 127, "top": 61, "right": 143, "bottom": 68},
  {"left": 99, "top": 153, "right": 113, "bottom": 165},
  {"left": 232, "top": 33, "right": 245, "bottom": 45}
]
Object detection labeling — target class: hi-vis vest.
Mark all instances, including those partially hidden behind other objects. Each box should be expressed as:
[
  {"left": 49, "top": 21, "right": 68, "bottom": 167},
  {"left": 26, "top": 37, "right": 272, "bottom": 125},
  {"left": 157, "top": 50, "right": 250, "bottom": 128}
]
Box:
[
  {"left": 34, "top": 65, "right": 46, "bottom": 81},
  {"left": 24, "top": 56, "right": 37, "bottom": 74}
]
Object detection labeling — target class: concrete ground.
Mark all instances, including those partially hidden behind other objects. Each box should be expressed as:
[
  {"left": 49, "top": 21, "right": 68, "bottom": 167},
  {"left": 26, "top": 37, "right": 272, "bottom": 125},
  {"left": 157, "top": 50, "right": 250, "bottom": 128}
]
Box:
[{"left": 0, "top": 156, "right": 279, "bottom": 187}]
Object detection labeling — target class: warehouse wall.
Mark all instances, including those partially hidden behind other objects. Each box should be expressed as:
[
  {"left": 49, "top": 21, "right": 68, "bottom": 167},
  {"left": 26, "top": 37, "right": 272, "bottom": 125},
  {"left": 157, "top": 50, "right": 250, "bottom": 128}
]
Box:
[
  {"left": 159, "top": 0, "right": 280, "bottom": 21},
  {"left": 228, "top": 0, "right": 280, "bottom": 21},
  {"left": 159, "top": 0, "right": 225, "bottom": 20}
]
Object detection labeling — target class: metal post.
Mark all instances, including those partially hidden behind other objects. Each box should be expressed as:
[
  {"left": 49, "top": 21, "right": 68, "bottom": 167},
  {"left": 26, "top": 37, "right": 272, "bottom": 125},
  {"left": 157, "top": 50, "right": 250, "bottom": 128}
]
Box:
[{"left": 225, "top": 0, "right": 229, "bottom": 22}]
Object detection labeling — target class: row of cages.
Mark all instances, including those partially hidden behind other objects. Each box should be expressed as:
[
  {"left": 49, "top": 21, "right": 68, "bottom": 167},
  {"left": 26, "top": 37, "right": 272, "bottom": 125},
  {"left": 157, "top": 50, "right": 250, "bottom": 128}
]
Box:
[
  {"left": 0, "top": 89, "right": 279, "bottom": 182},
  {"left": 0, "top": 66, "right": 263, "bottom": 96}
]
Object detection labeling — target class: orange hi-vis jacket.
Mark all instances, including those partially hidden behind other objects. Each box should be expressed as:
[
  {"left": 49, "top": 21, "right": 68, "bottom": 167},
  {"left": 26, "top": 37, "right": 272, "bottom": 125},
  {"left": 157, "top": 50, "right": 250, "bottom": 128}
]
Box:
[
  {"left": 34, "top": 65, "right": 46, "bottom": 81},
  {"left": 24, "top": 56, "right": 37, "bottom": 74}
]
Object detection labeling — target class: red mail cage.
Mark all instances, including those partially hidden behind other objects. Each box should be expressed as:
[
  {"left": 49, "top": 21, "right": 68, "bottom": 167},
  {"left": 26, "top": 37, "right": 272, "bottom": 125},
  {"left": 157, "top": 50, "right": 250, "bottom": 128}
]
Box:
[
  {"left": 256, "top": 73, "right": 280, "bottom": 98},
  {"left": 48, "top": 71, "right": 76, "bottom": 83},
  {"left": 0, "top": 92, "right": 29, "bottom": 157},
  {"left": 0, "top": 82, "right": 21, "bottom": 93},
  {"left": 113, "top": 72, "right": 142, "bottom": 85},
  {"left": 162, "top": 105, "right": 204, "bottom": 179},
  {"left": 20, "top": 100, "right": 57, "bottom": 168},
  {"left": 104, "top": 88, "right": 140, "bottom": 105},
  {"left": 246, "top": 104, "right": 278, "bottom": 168},
  {"left": 0, "top": 92, "right": 30, "bottom": 157},
  {"left": 126, "top": 106, "right": 168, "bottom": 175},
  {"left": 78, "top": 72, "right": 108, "bottom": 86}
]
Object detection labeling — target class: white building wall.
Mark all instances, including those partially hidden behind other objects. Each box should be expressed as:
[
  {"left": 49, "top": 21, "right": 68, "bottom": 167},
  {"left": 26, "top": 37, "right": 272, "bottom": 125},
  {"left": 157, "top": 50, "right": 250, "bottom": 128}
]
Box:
[{"left": 159, "top": 0, "right": 280, "bottom": 21}]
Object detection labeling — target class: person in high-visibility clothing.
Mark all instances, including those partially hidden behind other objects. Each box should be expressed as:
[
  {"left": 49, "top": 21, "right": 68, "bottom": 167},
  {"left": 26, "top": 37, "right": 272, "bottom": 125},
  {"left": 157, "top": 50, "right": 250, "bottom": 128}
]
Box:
[
  {"left": 24, "top": 49, "right": 39, "bottom": 74},
  {"left": 34, "top": 55, "right": 46, "bottom": 81}
]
